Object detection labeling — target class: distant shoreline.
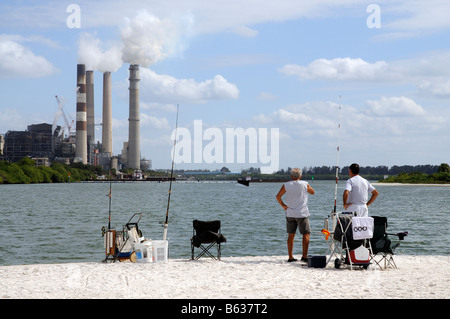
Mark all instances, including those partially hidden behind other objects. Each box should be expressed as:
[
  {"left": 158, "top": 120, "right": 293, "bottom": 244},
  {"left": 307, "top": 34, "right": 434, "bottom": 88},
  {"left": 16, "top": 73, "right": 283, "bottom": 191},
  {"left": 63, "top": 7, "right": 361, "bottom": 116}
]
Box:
[{"left": 373, "top": 182, "right": 450, "bottom": 187}]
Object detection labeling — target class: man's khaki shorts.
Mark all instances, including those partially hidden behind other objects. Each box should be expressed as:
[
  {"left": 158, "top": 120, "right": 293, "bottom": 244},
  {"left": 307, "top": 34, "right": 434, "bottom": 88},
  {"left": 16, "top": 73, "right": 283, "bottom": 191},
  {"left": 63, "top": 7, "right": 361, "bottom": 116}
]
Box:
[{"left": 286, "top": 217, "right": 311, "bottom": 234}]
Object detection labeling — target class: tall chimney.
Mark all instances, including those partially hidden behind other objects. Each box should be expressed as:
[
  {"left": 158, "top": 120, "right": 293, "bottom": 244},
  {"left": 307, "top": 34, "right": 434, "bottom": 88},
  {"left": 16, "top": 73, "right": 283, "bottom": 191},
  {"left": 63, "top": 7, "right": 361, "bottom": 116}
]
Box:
[
  {"left": 102, "top": 72, "right": 112, "bottom": 155},
  {"left": 86, "top": 70, "right": 95, "bottom": 163},
  {"left": 127, "top": 64, "right": 140, "bottom": 169},
  {"left": 75, "top": 64, "right": 87, "bottom": 164}
]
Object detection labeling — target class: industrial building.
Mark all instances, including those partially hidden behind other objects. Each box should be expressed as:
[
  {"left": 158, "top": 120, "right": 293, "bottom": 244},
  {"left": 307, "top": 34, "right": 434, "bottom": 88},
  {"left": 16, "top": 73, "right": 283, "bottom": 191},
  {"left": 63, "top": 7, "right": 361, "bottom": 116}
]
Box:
[
  {"left": 1, "top": 123, "right": 68, "bottom": 163},
  {"left": 1, "top": 63, "right": 150, "bottom": 172}
]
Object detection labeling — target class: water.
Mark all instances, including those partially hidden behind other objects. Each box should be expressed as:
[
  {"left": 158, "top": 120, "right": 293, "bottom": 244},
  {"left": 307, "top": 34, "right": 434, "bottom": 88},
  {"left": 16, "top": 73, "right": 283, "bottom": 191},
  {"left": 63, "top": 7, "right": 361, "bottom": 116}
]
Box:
[{"left": 0, "top": 180, "right": 449, "bottom": 266}]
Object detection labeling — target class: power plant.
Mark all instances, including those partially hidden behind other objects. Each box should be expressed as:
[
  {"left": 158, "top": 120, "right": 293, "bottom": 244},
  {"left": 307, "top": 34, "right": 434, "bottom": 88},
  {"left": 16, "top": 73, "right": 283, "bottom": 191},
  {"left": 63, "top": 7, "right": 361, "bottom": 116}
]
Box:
[
  {"left": 102, "top": 71, "right": 112, "bottom": 156},
  {"left": 1, "top": 63, "right": 151, "bottom": 173},
  {"left": 127, "top": 64, "right": 141, "bottom": 170},
  {"left": 86, "top": 70, "right": 95, "bottom": 163},
  {"left": 75, "top": 64, "right": 88, "bottom": 164}
]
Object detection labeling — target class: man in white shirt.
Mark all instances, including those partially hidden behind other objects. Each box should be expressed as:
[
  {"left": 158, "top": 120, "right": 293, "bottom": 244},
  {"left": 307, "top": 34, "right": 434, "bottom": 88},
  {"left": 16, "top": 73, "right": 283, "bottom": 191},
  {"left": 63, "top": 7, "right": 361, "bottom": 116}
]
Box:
[
  {"left": 276, "top": 168, "right": 315, "bottom": 262},
  {"left": 343, "top": 163, "right": 379, "bottom": 217}
]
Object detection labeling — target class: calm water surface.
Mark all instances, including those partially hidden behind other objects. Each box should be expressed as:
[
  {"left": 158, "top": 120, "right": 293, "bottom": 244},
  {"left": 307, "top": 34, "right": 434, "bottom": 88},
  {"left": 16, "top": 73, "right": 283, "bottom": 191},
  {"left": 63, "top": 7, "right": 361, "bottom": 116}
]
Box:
[{"left": 0, "top": 180, "right": 449, "bottom": 265}]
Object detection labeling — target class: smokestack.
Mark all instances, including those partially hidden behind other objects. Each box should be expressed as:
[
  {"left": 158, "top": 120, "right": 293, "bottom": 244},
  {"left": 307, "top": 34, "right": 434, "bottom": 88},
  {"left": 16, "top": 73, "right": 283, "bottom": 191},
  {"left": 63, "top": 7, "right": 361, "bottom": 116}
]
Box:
[
  {"left": 102, "top": 72, "right": 112, "bottom": 155},
  {"left": 75, "top": 64, "right": 88, "bottom": 164},
  {"left": 86, "top": 70, "right": 95, "bottom": 162},
  {"left": 127, "top": 64, "right": 140, "bottom": 169}
]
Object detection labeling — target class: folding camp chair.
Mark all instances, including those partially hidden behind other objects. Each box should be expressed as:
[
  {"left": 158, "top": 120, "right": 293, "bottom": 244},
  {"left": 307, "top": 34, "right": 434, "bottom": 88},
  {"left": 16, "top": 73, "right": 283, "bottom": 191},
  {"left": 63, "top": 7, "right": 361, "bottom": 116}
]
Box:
[
  {"left": 369, "top": 216, "right": 408, "bottom": 269},
  {"left": 191, "top": 220, "right": 226, "bottom": 260}
]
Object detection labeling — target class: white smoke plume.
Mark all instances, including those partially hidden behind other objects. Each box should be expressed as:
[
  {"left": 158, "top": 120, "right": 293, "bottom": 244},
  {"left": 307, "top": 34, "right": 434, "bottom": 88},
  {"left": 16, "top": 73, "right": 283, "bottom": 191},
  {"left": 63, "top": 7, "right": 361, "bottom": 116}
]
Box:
[
  {"left": 78, "top": 33, "right": 122, "bottom": 72},
  {"left": 120, "top": 10, "right": 193, "bottom": 67},
  {"left": 78, "top": 10, "right": 193, "bottom": 70}
]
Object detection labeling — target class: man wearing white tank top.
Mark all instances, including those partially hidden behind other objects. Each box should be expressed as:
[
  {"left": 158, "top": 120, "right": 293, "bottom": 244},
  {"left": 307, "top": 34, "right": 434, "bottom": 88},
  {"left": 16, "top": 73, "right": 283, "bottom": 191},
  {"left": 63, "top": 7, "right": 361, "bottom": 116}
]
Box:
[{"left": 276, "top": 168, "right": 315, "bottom": 262}]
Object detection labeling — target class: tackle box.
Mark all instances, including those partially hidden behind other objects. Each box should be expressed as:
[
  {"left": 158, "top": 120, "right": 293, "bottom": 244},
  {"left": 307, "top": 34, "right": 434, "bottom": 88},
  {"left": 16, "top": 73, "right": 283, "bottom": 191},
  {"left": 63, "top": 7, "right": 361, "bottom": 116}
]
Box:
[{"left": 307, "top": 255, "right": 326, "bottom": 268}]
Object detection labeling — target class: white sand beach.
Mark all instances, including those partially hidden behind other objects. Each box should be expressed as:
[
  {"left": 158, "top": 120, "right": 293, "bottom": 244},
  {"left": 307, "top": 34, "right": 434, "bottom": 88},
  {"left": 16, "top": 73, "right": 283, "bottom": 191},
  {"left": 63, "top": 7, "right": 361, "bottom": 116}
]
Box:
[{"left": 1, "top": 255, "right": 449, "bottom": 299}]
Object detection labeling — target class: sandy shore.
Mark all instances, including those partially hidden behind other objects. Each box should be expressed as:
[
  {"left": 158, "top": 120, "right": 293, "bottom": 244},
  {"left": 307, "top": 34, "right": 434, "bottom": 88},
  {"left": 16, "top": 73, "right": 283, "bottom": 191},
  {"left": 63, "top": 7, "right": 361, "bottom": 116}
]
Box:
[{"left": 1, "top": 255, "right": 449, "bottom": 300}]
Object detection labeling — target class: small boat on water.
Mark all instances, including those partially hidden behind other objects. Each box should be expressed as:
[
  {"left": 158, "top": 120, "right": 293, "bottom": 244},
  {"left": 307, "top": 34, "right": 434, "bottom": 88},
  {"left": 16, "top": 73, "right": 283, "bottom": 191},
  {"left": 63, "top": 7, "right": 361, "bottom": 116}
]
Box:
[
  {"left": 237, "top": 179, "right": 250, "bottom": 186},
  {"left": 237, "top": 176, "right": 251, "bottom": 186}
]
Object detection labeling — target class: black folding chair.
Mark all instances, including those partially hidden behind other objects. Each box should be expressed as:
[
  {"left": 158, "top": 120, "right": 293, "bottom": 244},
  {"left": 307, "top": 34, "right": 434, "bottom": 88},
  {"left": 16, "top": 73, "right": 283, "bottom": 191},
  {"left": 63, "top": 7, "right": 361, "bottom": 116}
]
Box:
[
  {"left": 191, "top": 220, "right": 226, "bottom": 260},
  {"left": 370, "top": 216, "right": 408, "bottom": 269}
]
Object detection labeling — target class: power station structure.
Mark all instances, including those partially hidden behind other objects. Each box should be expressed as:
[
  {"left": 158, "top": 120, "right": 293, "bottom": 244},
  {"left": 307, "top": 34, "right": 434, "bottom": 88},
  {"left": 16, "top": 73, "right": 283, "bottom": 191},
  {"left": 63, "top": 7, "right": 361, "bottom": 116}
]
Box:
[
  {"left": 1, "top": 63, "right": 151, "bottom": 172},
  {"left": 76, "top": 63, "right": 143, "bottom": 170},
  {"left": 75, "top": 64, "right": 87, "bottom": 164},
  {"left": 2, "top": 123, "right": 65, "bottom": 163},
  {"left": 127, "top": 64, "right": 141, "bottom": 170},
  {"left": 86, "top": 70, "right": 95, "bottom": 163},
  {"left": 102, "top": 71, "right": 112, "bottom": 156}
]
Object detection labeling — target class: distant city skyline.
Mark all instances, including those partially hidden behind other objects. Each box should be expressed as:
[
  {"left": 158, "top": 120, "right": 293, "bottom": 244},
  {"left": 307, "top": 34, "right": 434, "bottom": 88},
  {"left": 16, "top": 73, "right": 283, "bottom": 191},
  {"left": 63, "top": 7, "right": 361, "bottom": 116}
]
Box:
[{"left": 1, "top": 1, "right": 449, "bottom": 172}]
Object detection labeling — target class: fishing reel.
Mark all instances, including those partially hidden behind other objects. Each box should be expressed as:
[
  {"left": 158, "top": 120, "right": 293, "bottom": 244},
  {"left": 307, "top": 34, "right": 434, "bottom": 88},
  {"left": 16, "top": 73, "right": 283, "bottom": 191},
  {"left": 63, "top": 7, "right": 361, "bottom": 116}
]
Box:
[{"left": 101, "top": 226, "right": 107, "bottom": 237}]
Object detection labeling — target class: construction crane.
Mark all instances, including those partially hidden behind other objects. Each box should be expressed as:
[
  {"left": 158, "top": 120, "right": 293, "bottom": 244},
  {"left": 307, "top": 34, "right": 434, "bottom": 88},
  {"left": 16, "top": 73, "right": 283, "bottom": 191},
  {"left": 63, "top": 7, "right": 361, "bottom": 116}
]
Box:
[{"left": 54, "top": 95, "right": 74, "bottom": 137}]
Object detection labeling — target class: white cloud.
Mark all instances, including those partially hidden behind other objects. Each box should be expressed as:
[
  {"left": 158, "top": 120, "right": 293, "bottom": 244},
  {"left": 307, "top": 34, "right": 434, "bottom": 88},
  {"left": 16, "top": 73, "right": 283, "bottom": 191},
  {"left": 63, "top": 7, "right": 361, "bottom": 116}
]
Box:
[
  {"left": 418, "top": 80, "right": 450, "bottom": 98},
  {"left": 281, "top": 51, "right": 450, "bottom": 100},
  {"left": 257, "top": 92, "right": 277, "bottom": 101},
  {"left": 139, "top": 68, "right": 239, "bottom": 104},
  {"left": 384, "top": 0, "right": 450, "bottom": 32},
  {"left": 0, "top": 108, "right": 28, "bottom": 131},
  {"left": 3, "top": 0, "right": 450, "bottom": 41},
  {"left": 232, "top": 25, "right": 259, "bottom": 38},
  {"left": 365, "top": 96, "right": 425, "bottom": 117},
  {"left": 0, "top": 34, "right": 61, "bottom": 49},
  {"left": 275, "top": 109, "right": 312, "bottom": 123},
  {"left": 0, "top": 1, "right": 370, "bottom": 35},
  {"left": 140, "top": 113, "right": 171, "bottom": 130},
  {"left": 254, "top": 101, "right": 340, "bottom": 139},
  {"left": 0, "top": 38, "right": 58, "bottom": 78},
  {"left": 280, "top": 58, "right": 389, "bottom": 81},
  {"left": 254, "top": 97, "right": 443, "bottom": 144}
]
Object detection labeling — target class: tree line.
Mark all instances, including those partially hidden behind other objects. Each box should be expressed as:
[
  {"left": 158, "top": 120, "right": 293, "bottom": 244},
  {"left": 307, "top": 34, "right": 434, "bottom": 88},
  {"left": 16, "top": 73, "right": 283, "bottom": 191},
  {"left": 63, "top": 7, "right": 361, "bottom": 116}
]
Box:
[
  {"left": 299, "top": 164, "right": 443, "bottom": 176},
  {"left": 0, "top": 157, "right": 104, "bottom": 184},
  {"left": 242, "top": 164, "right": 450, "bottom": 181},
  {"left": 183, "top": 164, "right": 448, "bottom": 179}
]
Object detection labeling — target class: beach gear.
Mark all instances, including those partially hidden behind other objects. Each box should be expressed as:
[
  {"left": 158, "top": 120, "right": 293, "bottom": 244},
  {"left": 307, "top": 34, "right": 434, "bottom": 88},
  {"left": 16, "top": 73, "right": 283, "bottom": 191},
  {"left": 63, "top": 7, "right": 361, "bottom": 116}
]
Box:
[
  {"left": 103, "top": 213, "right": 145, "bottom": 263},
  {"left": 369, "top": 216, "right": 408, "bottom": 269},
  {"left": 328, "top": 212, "right": 373, "bottom": 270},
  {"left": 191, "top": 220, "right": 226, "bottom": 260},
  {"left": 322, "top": 213, "right": 408, "bottom": 270},
  {"left": 307, "top": 255, "right": 326, "bottom": 268},
  {"left": 352, "top": 217, "right": 374, "bottom": 240}
]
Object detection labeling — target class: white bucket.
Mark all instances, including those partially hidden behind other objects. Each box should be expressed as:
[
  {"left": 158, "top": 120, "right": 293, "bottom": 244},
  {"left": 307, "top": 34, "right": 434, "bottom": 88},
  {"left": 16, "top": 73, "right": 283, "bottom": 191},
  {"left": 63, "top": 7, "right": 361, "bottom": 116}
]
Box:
[
  {"left": 152, "top": 240, "right": 168, "bottom": 263},
  {"left": 134, "top": 241, "right": 153, "bottom": 263}
]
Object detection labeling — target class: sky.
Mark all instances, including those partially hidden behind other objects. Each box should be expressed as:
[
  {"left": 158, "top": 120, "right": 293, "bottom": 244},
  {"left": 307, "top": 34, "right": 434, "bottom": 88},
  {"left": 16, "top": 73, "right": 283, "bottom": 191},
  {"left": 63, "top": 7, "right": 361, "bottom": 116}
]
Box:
[{"left": 0, "top": 0, "right": 449, "bottom": 172}]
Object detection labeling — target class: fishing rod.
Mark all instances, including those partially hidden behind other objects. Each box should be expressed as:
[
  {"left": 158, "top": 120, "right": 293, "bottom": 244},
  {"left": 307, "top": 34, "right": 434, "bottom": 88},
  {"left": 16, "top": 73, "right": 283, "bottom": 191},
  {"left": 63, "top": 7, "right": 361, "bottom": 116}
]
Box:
[
  {"left": 163, "top": 104, "right": 179, "bottom": 241},
  {"left": 332, "top": 96, "right": 342, "bottom": 234},
  {"left": 333, "top": 96, "right": 342, "bottom": 215},
  {"left": 108, "top": 169, "right": 112, "bottom": 230},
  {"left": 102, "top": 169, "right": 114, "bottom": 262}
]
